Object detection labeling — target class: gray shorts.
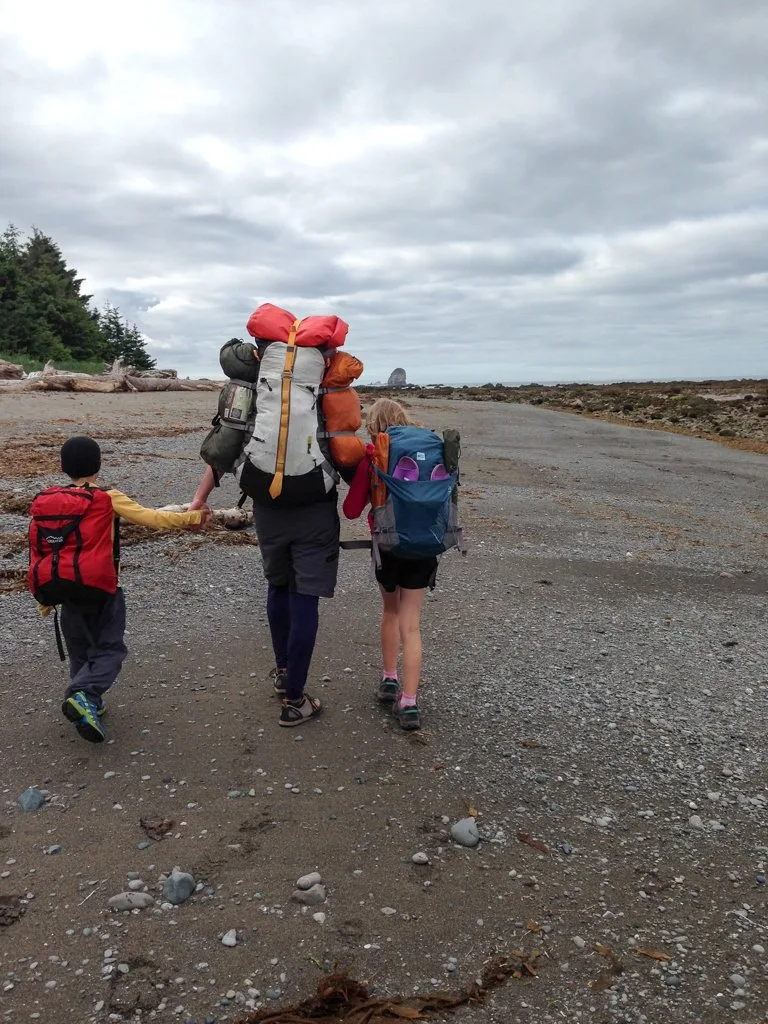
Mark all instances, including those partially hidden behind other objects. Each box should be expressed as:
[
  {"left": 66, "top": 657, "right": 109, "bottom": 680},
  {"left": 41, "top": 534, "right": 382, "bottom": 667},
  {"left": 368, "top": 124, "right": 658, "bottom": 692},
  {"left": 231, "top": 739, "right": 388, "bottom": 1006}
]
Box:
[{"left": 253, "top": 498, "right": 340, "bottom": 598}]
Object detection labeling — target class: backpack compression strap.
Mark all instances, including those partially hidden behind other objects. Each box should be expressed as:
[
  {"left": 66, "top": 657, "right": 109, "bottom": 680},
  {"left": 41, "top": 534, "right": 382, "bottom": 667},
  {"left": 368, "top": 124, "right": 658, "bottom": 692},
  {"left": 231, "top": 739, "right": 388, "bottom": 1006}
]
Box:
[{"left": 269, "top": 318, "right": 301, "bottom": 500}]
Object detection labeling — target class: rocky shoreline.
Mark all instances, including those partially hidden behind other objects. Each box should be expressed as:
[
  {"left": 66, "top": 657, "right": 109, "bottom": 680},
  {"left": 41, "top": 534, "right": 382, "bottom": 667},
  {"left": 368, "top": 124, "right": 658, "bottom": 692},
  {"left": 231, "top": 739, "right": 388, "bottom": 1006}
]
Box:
[
  {"left": 2, "top": 393, "right": 768, "bottom": 1023},
  {"left": 360, "top": 379, "right": 768, "bottom": 454}
]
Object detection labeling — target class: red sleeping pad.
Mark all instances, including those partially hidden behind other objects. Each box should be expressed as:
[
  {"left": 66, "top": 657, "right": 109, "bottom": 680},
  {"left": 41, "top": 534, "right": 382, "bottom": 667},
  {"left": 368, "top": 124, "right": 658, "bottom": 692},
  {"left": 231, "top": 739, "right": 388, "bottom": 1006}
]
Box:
[{"left": 246, "top": 303, "right": 348, "bottom": 349}]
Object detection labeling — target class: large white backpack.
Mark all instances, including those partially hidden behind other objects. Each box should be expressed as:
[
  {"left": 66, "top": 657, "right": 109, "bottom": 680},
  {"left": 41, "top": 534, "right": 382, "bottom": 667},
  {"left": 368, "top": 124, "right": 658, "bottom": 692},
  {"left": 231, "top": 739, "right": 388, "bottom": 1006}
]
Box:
[{"left": 236, "top": 322, "right": 338, "bottom": 507}]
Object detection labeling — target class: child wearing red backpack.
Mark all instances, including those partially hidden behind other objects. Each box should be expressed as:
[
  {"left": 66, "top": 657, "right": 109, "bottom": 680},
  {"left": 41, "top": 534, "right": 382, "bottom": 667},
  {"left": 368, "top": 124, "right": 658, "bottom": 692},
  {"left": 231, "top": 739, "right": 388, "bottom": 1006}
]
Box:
[
  {"left": 29, "top": 436, "right": 209, "bottom": 743},
  {"left": 342, "top": 399, "right": 439, "bottom": 731}
]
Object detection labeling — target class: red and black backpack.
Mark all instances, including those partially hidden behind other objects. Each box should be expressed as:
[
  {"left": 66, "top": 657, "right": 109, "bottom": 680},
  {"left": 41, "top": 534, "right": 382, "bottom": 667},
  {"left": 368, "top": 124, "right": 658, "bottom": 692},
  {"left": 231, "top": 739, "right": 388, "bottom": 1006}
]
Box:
[{"left": 28, "top": 486, "right": 118, "bottom": 606}]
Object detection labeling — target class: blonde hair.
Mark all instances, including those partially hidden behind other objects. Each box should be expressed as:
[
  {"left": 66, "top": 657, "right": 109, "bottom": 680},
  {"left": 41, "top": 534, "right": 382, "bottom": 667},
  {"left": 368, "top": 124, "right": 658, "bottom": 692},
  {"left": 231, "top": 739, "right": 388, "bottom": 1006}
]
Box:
[{"left": 365, "top": 397, "right": 418, "bottom": 438}]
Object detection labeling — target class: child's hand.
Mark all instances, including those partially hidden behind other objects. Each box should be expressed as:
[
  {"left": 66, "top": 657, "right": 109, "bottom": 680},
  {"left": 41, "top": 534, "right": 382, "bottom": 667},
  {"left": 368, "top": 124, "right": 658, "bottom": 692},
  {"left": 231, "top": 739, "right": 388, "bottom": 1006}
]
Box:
[{"left": 189, "top": 508, "right": 212, "bottom": 532}]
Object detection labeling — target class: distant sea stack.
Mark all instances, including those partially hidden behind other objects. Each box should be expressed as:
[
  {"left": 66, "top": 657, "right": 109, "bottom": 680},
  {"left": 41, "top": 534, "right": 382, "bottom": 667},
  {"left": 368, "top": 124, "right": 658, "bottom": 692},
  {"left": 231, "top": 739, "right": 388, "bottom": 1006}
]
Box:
[{"left": 387, "top": 367, "right": 407, "bottom": 387}]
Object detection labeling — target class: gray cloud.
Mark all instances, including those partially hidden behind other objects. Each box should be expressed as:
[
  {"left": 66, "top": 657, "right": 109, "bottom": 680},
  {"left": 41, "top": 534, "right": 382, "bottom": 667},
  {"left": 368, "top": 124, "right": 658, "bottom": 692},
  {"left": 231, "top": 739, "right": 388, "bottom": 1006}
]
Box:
[{"left": 0, "top": 0, "right": 766, "bottom": 383}]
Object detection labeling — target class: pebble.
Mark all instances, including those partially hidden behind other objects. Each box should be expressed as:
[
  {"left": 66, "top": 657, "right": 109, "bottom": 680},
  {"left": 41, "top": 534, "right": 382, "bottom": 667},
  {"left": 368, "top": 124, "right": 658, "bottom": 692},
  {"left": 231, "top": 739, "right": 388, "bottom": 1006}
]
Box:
[
  {"left": 412, "top": 852, "right": 429, "bottom": 865},
  {"left": 291, "top": 884, "right": 326, "bottom": 906},
  {"left": 108, "top": 892, "right": 154, "bottom": 911},
  {"left": 594, "top": 816, "right": 612, "bottom": 828},
  {"left": 221, "top": 929, "right": 238, "bottom": 947},
  {"left": 688, "top": 815, "right": 704, "bottom": 829},
  {"left": 103, "top": 771, "right": 116, "bottom": 780},
  {"left": 127, "top": 880, "right": 145, "bottom": 892},
  {"left": 312, "top": 912, "right": 327, "bottom": 925},
  {"left": 137, "top": 841, "right": 151, "bottom": 850},
  {"left": 266, "top": 988, "right": 282, "bottom": 1001},
  {"left": 450, "top": 818, "right": 479, "bottom": 848},
  {"left": 44, "top": 845, "right": 62, "bottom": 855},
  {"left": 573, "top": 936, "right": 586, "bottom": 949},
  {"left": 164, "top": 869, "right": 196, "bottom": 906},
  {"left": 296, "top": 871, "right": 322, "bottom": 890},
  {"left": 730, "top": 974, "right": 747, "bottom": 989},
  {"left": 381, "top": 906, "right": 398, "bottom": 916},
  {"left": 752, "top": 944, "right": 765, "bottom": 954},
  {"left": 18, "top": 787, "right": 45, "bottom": 812}
]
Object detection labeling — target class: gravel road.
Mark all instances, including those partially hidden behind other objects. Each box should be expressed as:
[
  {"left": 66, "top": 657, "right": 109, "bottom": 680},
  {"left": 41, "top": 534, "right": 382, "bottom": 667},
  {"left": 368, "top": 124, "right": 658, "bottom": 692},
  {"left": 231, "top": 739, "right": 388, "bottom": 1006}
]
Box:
[{"left": 0, "top": 393, "right": 766, "bottom": 1024}]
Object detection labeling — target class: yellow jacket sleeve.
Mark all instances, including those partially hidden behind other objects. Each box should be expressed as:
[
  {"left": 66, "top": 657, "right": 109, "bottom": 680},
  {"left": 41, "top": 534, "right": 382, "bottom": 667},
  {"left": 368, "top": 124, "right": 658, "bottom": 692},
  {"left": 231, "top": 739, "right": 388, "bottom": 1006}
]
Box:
[{"left": 107, "top": 489, "right": 204, "bottom": 530}]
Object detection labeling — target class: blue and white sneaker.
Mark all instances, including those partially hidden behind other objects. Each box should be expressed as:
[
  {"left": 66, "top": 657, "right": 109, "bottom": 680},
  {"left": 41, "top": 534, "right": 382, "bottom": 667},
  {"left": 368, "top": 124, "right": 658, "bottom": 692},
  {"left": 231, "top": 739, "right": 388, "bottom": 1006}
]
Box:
[{"left": 62, "top": 691, "right": 105, "bottom": 743}]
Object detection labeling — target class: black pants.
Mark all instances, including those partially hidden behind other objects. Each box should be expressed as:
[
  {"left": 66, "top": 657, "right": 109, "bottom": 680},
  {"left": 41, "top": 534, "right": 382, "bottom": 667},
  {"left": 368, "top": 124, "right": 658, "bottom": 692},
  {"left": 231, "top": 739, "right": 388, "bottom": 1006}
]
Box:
[{"left": 60, "top": 590, "right": 128, "bottom": 705}]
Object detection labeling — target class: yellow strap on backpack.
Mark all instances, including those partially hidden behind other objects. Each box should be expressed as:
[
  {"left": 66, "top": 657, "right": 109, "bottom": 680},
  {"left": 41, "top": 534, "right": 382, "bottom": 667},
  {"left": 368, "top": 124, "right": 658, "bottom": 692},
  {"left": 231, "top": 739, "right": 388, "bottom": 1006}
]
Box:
[{"left": 269, "top": 318, "right": 301, "bottom": 499}]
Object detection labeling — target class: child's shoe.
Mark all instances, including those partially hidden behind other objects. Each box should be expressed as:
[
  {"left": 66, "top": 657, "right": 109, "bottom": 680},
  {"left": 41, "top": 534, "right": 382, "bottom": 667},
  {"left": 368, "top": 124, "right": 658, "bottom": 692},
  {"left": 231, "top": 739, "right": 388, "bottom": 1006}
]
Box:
[
  {"left": 377, "top": 676, "right": 400, "bottom": 703},
  {"left": 62, "top": 691, "right": 106, "bottom": 743},
  {"left": 393, "top": 696, "right": 421, "bottom": 731}
]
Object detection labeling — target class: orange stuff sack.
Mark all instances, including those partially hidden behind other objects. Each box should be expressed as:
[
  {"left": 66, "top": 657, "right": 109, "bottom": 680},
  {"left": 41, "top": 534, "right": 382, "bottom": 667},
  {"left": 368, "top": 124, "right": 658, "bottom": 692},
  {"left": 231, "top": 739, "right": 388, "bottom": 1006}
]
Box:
[
  {"left": 321, "top": 352, "right": 365, "bottom": 468},
  {"left": 370, "top": 431, "right": 390, "bottom": 510},
  {"left": 246, "top": 303, "right": 348, "bottom": 349}
]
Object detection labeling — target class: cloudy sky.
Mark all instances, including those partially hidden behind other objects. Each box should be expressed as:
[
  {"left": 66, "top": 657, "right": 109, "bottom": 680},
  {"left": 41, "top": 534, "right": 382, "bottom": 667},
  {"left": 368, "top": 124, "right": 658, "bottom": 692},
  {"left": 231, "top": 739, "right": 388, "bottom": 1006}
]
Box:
[{"left": 1, "top": 0, "right": 766, "bottom": 383}]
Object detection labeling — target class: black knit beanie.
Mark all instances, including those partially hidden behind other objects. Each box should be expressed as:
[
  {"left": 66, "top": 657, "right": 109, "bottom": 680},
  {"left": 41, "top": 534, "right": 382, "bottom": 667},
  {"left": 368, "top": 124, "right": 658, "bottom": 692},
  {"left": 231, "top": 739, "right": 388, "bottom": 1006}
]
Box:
[{"left": 60, "top": 436, "right": 101, "bottom": 479}]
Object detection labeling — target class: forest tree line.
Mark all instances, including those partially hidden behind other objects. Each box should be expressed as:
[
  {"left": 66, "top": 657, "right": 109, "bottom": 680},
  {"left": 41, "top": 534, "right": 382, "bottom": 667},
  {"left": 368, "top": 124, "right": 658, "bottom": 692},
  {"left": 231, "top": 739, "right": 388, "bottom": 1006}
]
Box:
[{"left": 0, "top": 224, "right": 155, "bottom": 370}]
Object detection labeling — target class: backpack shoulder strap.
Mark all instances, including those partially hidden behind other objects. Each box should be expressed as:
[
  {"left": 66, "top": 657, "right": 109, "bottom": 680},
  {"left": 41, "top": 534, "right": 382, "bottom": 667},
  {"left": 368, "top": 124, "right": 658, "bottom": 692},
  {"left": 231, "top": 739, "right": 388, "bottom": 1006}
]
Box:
[{"left": 268, "top": 318, "right": 301, "bottom": 500}]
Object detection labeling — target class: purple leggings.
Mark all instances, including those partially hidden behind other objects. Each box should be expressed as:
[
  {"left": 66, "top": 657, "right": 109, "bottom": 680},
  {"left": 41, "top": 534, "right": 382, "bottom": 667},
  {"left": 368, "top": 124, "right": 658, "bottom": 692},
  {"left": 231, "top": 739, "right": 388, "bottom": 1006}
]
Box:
[{"left": 266, "top": 585, "right": 319, "bottom": 701}]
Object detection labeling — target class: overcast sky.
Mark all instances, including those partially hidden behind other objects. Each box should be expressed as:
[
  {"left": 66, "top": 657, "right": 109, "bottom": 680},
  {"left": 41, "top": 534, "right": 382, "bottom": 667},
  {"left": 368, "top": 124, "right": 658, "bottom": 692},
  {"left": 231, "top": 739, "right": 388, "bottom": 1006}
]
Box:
[{"left": 1, "top": 0, "right": 766, "bottom": 383}]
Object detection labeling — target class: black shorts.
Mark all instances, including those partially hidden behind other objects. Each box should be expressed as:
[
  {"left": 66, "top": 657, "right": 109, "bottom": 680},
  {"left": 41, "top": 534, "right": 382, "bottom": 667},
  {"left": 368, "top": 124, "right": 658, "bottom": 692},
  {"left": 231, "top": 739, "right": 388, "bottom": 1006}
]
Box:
[
  {"left": 375, "top": 551, "right": 438, "bottom": 593},
  {"left": 253, "top": 499, "right": 340, "bottom": 598}
]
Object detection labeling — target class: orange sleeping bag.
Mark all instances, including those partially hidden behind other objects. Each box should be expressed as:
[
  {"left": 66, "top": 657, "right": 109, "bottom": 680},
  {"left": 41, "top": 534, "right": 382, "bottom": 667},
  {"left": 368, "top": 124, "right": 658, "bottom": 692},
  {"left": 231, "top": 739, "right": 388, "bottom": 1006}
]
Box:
[
  {"left": 247, "top": 302, "right": 348, "bottom": 349},
  {"left": 321, "top": 351, "right": 365, "bottom": 468}
]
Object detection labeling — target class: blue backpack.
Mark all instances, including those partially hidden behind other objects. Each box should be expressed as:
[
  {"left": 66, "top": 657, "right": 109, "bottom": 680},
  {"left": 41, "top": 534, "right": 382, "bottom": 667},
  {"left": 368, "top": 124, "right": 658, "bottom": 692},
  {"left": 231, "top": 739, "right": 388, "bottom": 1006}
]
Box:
[{"left": 371, "top": 425, "right": 465, "bottom": 561}]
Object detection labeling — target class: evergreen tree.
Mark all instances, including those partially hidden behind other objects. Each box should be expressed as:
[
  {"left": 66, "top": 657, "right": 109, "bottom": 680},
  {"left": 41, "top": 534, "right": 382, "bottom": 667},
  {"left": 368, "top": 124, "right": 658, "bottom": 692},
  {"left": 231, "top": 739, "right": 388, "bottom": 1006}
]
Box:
[
  {"left": 0, "top": 224, "right": 156, "bottom": 370},
  {"left": 97, "top": 303, "right": 156, "bottom": 371},
  {"left": 121, "top": 321, "right": 156, "bottom": 371}
]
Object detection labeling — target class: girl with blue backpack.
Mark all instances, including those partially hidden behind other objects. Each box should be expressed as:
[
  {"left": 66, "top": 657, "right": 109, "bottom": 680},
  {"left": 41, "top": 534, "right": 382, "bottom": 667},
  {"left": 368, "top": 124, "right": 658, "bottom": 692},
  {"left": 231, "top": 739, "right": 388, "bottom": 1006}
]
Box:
[{"left": 343, "top": 398, "right": 464, "bottom": 731}]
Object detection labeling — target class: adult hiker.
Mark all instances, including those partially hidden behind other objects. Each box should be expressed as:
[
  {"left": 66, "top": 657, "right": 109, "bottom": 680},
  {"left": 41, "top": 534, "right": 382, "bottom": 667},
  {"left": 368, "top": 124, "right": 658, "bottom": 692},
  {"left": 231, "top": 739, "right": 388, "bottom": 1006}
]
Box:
[{"left": 190, "top": 304, "right": 365, "bottom": 727}]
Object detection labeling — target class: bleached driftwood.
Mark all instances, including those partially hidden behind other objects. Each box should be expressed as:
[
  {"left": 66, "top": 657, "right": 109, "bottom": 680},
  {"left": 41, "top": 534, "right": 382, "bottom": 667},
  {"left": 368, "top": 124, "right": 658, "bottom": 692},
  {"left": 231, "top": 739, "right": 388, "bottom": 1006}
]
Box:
[
  {"left": 0, "top": 363, "right": 222, "bottom": 393},
  {"left": 0, "top": 359, "right": 24, "bottom": 380},
  {"left": 158, "top": 504, "right": 251, "bottom": 530},
  {"left": 124, "top": 375, "right": 221, "bottom": 392},
  {"left": 134, "top": 368, "right": 178, "bottom": 379}
]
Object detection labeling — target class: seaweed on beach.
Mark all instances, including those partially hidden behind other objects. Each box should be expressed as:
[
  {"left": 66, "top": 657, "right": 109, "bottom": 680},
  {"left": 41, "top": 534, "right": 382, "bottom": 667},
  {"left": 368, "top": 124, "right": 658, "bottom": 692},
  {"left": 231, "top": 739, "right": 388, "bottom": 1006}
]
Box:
[{"left": 234, "top": 951, "right": 541, "bottom": 1023}]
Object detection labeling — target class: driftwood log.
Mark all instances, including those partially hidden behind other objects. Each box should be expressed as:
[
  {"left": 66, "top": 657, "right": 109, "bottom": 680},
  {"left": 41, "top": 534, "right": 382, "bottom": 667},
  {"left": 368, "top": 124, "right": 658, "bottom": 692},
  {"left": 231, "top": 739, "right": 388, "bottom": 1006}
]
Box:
[
  {"left": 158, "top": 504, "right": 251, "bottom": 531},
  {"left": 0, "top": 360, "right": 222, "bottom": 394},
  {"left": 0, "top": 360, "right": 24, "bottom": 380}
]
